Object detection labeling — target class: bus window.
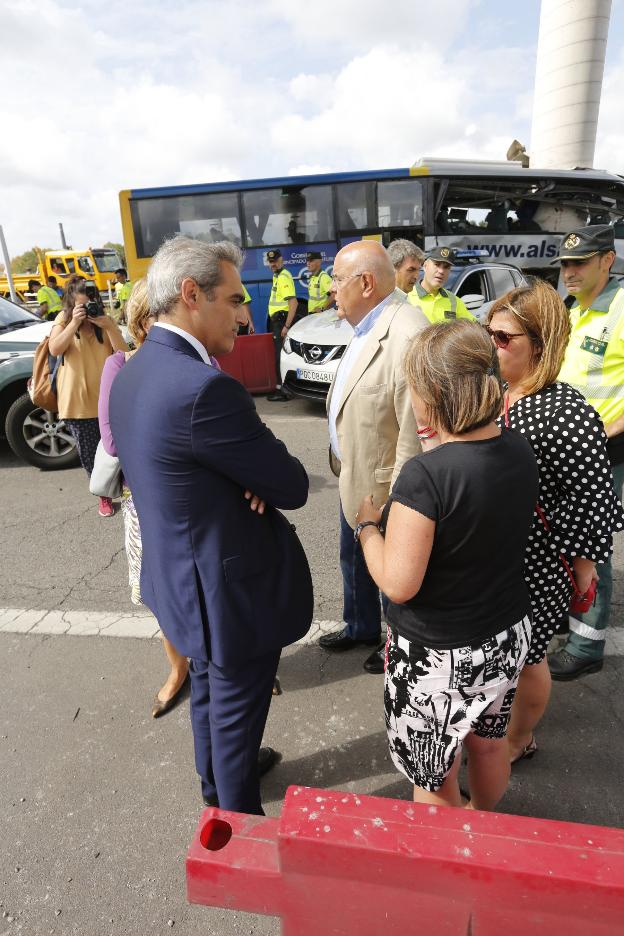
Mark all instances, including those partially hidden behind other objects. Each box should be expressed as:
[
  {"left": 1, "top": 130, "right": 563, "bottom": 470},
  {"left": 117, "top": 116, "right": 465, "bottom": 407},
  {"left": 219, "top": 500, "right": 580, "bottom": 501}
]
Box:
[
  {"left": 242, "top": 185, "right": 334, "bottom": 246},
  {"left": 377, "top": 179, "right": 423, "bottom": 228},
  {"left": 130, "top": 192, "right": 242, "bottom": 258},
  {"left": 66, "top": 258, "right": 76, "bottom": 273},
  {"left": 336, "top": 181, "right": 375, "bottom": 231}
]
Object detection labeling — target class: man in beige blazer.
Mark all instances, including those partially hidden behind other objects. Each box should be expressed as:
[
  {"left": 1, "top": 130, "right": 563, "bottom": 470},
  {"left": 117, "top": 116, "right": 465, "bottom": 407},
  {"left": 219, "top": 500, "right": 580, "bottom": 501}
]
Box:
[{"left": 320, "top": 241, "right": 428, "bottom": 672}]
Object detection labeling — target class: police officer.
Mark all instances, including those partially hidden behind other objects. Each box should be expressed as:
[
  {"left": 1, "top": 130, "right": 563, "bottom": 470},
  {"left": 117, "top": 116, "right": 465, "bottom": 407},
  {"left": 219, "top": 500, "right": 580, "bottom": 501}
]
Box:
[
  {"left": 407, "top": 246, "right": 475, "bottom": 323},
  {"left": 266, "top": 249, "right": 297, "bottom": 402},
  {"left": 387, "top": 239, "right": 425, "bottom": 295},
  {"left": 31, "top": 278, "right": 62, "bottom": 320},
  {"left": 548, "top": 225, "right": 624, "bottom": 680},
  {"left": 306, "top": 251, "right": 333, "bottom": 313},
  {"left": 113, "top": 268, "right": 133, "bottom": 324},
  {"left": 238, "top": 284, "right": 255, "bottom": 335}
]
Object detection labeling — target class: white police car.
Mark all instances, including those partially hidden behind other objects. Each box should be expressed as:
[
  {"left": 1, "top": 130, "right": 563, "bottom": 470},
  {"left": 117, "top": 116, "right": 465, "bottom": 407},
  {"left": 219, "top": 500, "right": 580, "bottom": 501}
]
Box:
[{"left": 280, "top": 253, "right": 527, "bottom": 400}]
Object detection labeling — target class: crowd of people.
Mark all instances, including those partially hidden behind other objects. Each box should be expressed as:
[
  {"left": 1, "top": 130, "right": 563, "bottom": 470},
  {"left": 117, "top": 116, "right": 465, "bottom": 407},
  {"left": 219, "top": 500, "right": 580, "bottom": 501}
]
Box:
[{"left": 57, "top": 224, "right": 624, "bottom": 817}]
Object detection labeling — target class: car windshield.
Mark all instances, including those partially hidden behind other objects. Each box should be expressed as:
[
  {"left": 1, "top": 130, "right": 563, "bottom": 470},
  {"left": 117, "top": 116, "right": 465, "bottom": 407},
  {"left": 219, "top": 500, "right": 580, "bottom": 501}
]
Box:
[
  {"left": 92, "top": 251, "right": 122, "bottom": 273},
  {"left": 0, "top": 295, "right": 39, "bottom": 327}
]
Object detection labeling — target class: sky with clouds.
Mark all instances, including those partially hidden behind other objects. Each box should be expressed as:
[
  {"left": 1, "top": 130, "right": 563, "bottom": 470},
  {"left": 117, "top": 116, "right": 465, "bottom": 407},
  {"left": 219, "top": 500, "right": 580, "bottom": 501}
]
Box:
[{"left": 1, "top": 0, "right": 623, "bottom": 256}]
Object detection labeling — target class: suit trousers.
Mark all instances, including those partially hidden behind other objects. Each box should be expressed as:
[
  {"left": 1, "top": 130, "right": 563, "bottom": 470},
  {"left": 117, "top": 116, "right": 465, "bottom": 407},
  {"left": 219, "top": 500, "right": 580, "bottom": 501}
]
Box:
[
  {"left": 340, "top": 503, "right": 386, "bottom": 642},
  {"left": 267, "top": 311, "right": 287, "bottom": 387},
  {"left": 188, "top": 649, "right": 281, "bottom": 815}
]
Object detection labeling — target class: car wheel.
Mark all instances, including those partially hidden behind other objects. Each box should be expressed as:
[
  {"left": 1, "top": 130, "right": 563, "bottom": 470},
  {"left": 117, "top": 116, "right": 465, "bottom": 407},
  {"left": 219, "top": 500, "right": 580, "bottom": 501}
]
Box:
[{"left": 5, "top": 393, "right": 79, "bottom": 470}]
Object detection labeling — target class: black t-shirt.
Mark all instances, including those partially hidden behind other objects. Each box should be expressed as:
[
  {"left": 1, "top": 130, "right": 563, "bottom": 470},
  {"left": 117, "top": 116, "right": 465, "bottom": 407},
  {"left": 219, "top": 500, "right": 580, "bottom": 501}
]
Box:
[{"left": 382, "top": 429, "right": 538, "bottom": 649}]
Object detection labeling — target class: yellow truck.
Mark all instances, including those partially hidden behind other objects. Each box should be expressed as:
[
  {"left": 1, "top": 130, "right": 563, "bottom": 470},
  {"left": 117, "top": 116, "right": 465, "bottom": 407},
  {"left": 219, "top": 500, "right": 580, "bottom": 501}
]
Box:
[{"left": 0, "top": 247, "right": 124, "bottom": 301}]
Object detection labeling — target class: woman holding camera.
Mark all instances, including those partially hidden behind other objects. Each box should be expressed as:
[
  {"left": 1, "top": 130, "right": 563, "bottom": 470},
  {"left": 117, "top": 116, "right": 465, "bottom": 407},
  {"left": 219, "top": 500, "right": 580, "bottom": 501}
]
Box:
[
  {"left": 49, "top": 275, "right": 127, "bottom": 517},
  {"left": 357, "top": 321, "right": 538, "bottom": 810},
  {"left": 486, "top": 282, "right": 624, "bottom": 763}
]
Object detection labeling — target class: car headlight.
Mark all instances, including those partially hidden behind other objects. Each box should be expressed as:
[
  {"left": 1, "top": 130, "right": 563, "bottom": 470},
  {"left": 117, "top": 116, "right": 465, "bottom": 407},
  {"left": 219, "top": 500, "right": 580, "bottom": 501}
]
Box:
[{"left": 283, "top": 336, "right": 292, "bottom": 353}]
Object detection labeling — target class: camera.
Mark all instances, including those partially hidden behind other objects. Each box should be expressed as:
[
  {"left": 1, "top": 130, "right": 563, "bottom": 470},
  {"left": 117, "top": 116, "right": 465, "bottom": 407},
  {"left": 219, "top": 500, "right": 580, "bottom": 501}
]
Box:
[{"left": 84, "top": 284, "right": 104, "bottom": 317}]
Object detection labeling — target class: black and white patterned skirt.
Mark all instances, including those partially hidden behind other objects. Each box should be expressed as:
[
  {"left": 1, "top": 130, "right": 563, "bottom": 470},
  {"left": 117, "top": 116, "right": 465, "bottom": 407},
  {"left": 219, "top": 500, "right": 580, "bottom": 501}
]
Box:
[{"left": 384, "top": 616, "right": 531, "bottom": 792}]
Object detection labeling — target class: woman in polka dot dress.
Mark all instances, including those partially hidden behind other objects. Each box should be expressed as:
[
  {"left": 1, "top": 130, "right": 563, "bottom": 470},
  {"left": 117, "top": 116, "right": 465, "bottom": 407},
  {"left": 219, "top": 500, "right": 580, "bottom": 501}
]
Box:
[{"left": 486, "top": 281, "right": 624, "bottom": 763}]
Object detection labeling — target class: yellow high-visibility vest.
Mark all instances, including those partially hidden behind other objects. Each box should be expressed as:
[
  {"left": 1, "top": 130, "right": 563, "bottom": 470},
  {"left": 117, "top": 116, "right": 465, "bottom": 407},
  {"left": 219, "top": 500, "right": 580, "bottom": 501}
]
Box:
[
  {"left": 308, "top": 270, "right": 332, "bottom": 313},
  {"left": 268, "top": 269, "right": 295, "bottom": 316},
  {"left": 407, "top": 284, "right": 474, "bottom": 323},
  {"left": 36, "top": 285, "right": 62, "bottom": 317},
  {"left": 115, "top": 281, "right": 133, "bottom": 304},
  {"left": 559, "top": 279, "right": 624, "bottom": 427}
]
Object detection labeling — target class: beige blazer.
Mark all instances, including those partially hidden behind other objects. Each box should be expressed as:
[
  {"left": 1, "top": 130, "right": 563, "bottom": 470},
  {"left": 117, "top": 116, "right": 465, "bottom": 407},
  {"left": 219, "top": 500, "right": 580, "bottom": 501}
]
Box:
[{"left": 327, "top": 289, "right": 429, "bottom": 528}]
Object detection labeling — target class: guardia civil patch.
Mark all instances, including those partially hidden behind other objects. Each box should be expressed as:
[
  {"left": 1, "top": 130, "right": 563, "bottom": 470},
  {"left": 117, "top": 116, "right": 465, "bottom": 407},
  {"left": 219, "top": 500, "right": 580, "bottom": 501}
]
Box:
[{"left": 580, "top": 335, "right": 608, "bottom": 356}]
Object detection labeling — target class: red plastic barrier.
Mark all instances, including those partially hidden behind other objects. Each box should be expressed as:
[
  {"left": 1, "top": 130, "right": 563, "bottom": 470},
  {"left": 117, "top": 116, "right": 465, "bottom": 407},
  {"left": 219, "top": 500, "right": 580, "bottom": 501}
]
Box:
[
  {"left": 215, "top": 333, "right": 277, "bottom": 394},
  {"left": 187, "top": 785, "right": 624, "bottom": 935}
]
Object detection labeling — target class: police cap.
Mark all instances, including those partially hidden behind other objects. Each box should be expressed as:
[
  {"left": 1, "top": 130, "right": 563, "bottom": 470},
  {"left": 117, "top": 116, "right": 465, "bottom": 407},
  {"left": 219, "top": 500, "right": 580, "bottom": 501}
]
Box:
[
  {"left": 306, "top": 251, "right": 322, "bottom": 260},
  {"left": 426, "top": 245, "right": 456, "bottom": 265},
  {"left": 551, "top": 225, "right": 615, "bottom": 263},
  {"left": 266, "top": 249, "right": 282, "bottom": 261}
]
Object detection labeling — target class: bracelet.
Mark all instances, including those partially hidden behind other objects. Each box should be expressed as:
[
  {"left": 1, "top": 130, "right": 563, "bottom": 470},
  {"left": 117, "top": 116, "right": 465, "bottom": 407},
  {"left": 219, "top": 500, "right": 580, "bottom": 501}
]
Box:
[
  {"left": 416, "top": 425, "right": 434, "bottom": 436},
  {"left": 418, "top": 431, "right": 437, "bottom": 440},
  {"left": 354, "top": 520, "right": 379, "bottom": 542}
]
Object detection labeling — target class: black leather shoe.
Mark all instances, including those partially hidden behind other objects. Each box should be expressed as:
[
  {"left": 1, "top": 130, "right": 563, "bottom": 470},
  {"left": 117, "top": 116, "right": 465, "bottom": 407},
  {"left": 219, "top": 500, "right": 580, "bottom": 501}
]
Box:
[
  {"left": 258, "top": 746, "right": 281, "bottom": 777},
  {"left": 202, "top": 747, "right": 280, "bottom": 806},
  {"left": 363, "top": 642, "right": 386, "bottom": 674},
  {"left": 267, "top": 389, "right": 290, "bottom": 401},
  {"left": 318, "top": 627, "right": 381, "bottom": 651},
  {"left": 548, "top": 648, "right": 603, "bottom": 681}
]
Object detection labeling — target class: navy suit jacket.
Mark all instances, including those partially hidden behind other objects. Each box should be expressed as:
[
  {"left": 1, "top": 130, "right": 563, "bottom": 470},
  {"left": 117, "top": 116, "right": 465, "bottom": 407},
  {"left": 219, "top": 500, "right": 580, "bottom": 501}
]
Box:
[{"left": 109, "top": 327, "right": 313, "bottom": 667}]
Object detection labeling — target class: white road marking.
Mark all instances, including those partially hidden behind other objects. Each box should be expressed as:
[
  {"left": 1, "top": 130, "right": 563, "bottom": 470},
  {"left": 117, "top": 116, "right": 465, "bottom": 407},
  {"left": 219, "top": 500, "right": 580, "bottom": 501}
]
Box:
[
  {"left": 0, "top": 608, "right": 338, "bottom": 645},
  {"left": 0, "top": 607, "right": 623, "bottom": 655}
]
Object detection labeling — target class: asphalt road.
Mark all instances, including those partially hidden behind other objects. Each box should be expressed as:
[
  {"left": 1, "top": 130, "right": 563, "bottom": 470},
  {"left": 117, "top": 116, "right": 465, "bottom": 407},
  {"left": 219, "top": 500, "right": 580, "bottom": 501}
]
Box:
[{"left": 1, "top": 395, "right": 623, "bottom": 935}]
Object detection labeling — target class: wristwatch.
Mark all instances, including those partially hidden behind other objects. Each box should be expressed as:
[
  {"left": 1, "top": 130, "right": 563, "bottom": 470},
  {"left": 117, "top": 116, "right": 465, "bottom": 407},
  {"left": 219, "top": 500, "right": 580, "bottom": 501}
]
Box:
[{"left": 354, "top": 520, "right": 379, "bottom": 542}]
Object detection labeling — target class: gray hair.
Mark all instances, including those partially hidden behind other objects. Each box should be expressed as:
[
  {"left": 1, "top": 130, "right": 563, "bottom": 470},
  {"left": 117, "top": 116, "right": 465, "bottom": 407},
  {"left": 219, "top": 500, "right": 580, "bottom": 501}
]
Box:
[
  {"left": 387, "top": 239, "right": 425, "bottom": 270},
  {"left": 147, "top": 235, "right": 243, "bottom": 317}
]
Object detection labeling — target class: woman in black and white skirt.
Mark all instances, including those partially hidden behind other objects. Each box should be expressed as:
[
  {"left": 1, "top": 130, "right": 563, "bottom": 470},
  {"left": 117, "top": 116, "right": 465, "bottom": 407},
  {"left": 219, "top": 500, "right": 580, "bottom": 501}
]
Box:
[{"left": 356, "top": 321, "right": 538, "bottom": 810}]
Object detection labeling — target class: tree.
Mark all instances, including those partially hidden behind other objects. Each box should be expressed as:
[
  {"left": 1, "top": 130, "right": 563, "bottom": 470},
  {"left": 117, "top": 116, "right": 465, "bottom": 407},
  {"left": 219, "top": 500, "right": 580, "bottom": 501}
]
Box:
[
  {"left": 11, "top": 247, "right": 52, "bottom": 275},
  {"left": 104, "top": 241, "right": 126, "bottom": 266}
]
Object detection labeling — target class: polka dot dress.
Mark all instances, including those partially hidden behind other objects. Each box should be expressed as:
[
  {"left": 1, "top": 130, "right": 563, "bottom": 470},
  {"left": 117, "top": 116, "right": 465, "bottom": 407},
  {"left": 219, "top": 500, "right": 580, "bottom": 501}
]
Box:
[{"left": 498, "top": 382, "right": 624, "bottom": 664}]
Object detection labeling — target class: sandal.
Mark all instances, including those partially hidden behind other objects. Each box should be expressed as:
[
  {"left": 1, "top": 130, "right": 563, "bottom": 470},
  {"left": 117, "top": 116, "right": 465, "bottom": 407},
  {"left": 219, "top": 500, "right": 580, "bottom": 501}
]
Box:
[{"left": 510, "top": 735, "right": 537, "bottom": 765}]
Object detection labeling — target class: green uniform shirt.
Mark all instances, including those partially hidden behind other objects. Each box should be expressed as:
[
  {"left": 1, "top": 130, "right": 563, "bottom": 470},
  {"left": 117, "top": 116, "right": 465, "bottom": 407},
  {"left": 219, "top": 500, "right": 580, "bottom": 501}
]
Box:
[
  {"left": 558, "top": 278, "right": 624, "bottom": 427},
  {"left": 268, "top": 268, "right": 295, "bottom": 316},
  {"left": 36, "top": 285, "right": 62, "bottom": 317},
  {"left": 242, "top": 285, "right": 251, "bottom": 304},
  {"left": 308, "top": 270, "right": 333, "bottom": 313},
  {"left": 407, "top": 283, "right": 474, "bottom": 323}
]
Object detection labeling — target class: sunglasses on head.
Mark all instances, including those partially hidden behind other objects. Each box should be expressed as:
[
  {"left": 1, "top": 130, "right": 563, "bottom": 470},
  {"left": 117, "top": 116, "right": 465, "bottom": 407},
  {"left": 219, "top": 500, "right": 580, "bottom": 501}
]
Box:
[{"left": 486, "top": 326, "right": 527, "bottom": 349}]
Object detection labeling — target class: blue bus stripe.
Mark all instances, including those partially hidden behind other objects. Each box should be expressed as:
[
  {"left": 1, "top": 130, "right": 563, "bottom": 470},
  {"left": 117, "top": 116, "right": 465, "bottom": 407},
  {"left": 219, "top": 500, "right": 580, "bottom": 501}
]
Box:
[{"left": 129, "top": 167, "right": 409, "bottom": 199}]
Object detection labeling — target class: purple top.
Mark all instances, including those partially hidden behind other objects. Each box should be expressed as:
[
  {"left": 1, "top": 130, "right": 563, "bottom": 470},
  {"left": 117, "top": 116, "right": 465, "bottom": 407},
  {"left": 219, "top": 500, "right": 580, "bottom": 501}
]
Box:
[
  {"left": 98, "top": 346, "right": 222, "bottom": 457},
  {"left": 98, "top": 351, "right": 126, "bottom": 456}
]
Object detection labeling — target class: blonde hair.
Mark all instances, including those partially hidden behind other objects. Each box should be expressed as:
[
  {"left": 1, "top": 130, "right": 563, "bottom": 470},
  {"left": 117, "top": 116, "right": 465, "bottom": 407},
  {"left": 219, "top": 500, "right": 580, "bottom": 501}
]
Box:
[
  {"left": 486, "top": 280, "right": 571, "bottom": 395},
  {"left": 126, "top": 278, "right": 152, "bottom": 346},
  {"left": 404, "top": 320, "right": 503, "bottom": 435}
]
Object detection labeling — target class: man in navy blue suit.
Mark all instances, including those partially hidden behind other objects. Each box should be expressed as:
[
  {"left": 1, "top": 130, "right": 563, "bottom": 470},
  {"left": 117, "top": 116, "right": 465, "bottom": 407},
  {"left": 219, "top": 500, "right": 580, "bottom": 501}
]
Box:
[{"left": 109, "top": 236, "right": 313, "bottom": 815}]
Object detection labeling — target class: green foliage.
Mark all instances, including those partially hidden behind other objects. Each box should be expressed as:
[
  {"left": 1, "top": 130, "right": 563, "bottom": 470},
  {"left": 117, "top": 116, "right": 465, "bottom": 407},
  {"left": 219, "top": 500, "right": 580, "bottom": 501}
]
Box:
[
  {"left": 11, "top": 247, "right": 51, "bottom": 275},
  {"left": 104, "top": 241, "right": 126, "bottom": 266}
]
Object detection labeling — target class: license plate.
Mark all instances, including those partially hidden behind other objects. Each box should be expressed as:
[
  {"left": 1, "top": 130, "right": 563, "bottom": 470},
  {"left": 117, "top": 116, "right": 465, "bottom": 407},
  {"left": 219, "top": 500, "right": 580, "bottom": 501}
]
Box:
[{"left": 296, "top": 367, "right": 333, "bottom": 383}]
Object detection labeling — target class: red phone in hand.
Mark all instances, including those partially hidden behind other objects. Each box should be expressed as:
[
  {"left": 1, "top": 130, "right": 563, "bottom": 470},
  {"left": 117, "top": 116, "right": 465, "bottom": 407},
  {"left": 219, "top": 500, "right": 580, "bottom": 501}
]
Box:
[{"left": 570, "top": 579, "right": 597, "bottom": 615}]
